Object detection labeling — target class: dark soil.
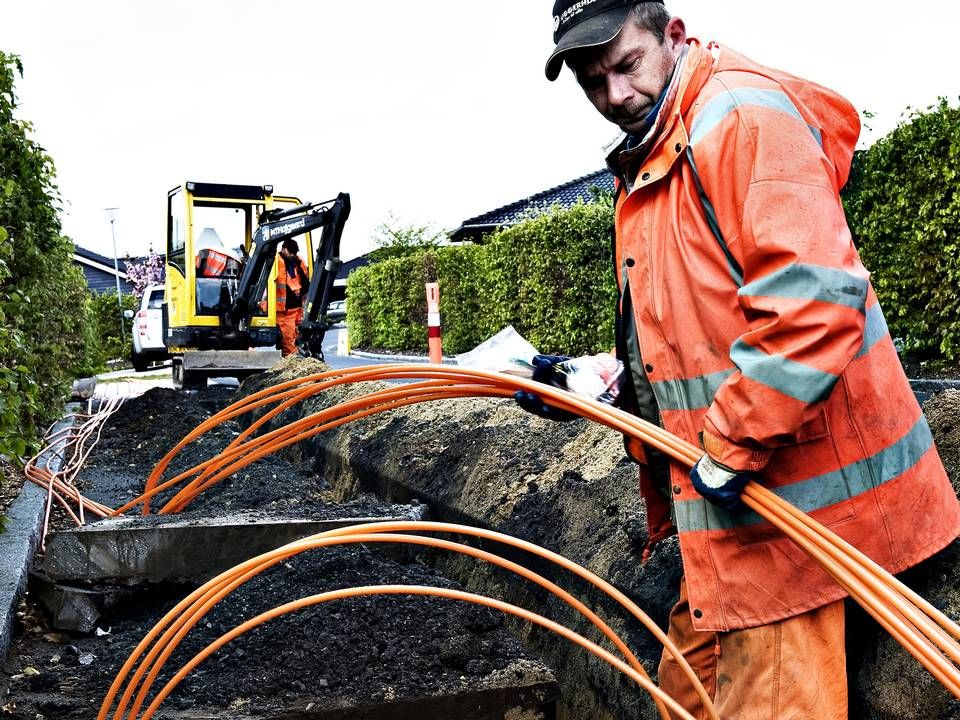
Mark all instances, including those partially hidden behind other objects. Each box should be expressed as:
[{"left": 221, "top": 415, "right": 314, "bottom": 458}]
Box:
[
  {"left": 0, "top": 457, "right": 25, "bottom": 523},
  {"left": 2, "top": 546, "right": 541, "bottom": 719},
  {"left": 72, "top": 386, "right": 346, "bottom": 520},
  {"left": 1, "top": 380, "right": 553, "bottom": 719}
]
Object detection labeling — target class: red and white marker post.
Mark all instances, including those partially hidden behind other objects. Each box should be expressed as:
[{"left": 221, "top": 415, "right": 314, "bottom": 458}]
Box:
[{"left": 426, "top": 282, "right": 442, "bottom": 364}]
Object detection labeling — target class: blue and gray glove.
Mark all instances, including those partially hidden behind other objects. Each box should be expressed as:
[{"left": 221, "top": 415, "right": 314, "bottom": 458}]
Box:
[
  {"left": 689, "top": 454, "right": 756, "bottom": 512},
  {"left": 513, "top": 354, "right": 577, "bottom": 422}
]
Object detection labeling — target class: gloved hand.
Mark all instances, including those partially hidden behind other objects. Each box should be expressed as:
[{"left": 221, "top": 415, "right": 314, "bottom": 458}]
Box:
[
  {"left": 513, "top": 354, "right": 577, "bottom": 422},
  {"left": 689, "top": 454, "right": 756, "bottom": 512}
]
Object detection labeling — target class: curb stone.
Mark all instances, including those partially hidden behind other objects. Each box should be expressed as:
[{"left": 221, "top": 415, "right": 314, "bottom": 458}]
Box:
[
  {"left": 0, "top": 415, "right": 73, "bottom": 661},
  {"left": 349, "top": 350, "right": 458, "bottom": 365}
]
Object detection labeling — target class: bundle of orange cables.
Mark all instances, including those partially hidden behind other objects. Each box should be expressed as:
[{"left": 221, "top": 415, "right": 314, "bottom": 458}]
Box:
[
  {"left": 24, "top": 398, "right": 120, "bottom": 542},
  {"left": 98, "top": 363, "right": 960, "bottom": 716}
]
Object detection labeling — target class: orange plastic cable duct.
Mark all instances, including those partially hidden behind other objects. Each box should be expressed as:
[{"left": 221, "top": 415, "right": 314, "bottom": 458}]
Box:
[
  {"left": 101, "top": 525, "right": 714, "bottom": 720},
  {"left": 140, "top": 585, "right": 696, "bottom": 720}
]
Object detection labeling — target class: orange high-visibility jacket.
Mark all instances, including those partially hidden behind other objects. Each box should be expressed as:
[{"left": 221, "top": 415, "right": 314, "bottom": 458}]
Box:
[
  {"left": 611, "top": 40, "right": 960, "bottom": 632},
  {"left": 276, "top": 254, "right": 309, "bottom": 312}
]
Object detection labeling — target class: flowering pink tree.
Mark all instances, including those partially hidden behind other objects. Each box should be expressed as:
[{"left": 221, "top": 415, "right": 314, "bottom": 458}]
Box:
[{"left": 124, "top": 252, "right": 165, "bottom": 299}]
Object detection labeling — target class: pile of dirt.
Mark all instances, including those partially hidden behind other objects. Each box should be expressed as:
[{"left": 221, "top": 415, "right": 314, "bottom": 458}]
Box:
[
  {"left": 926, "top": 391, "right": 960, "bottom": 491},
  {"left": 2, "top": 546, "right": 548, "bottom": 719}
]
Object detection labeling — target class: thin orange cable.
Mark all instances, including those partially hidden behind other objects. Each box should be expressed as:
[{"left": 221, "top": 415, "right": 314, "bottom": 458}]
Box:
[
  {"left": 138, "top": 585, "right": 697, "bottom": 720},
  {"left": 101, "top": 523, "right": 716, "bottom": 720}
]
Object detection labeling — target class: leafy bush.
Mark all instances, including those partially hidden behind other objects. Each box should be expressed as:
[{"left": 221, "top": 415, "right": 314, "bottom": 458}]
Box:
[
  {"left": 0, "top": 51, "right": 99, "bottom": 459},
  {"left": 347, "top": 254, "right": 433, "bottom": 351},
  {"left": 347, "top": 201, "right": 616, "bottom": 356},
  {"left": 124, "top": 252, "right": 165, "bottom": 299},
  {"left": 843, "top": 98, "right": 960, "bottom": 358},
  {"left": 89, "top": 291, "right": 138, "bottom": 364}
]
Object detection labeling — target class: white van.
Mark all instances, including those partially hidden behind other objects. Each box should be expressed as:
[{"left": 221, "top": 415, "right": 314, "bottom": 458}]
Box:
[{"left": 128, "top": 284, "right": 170, "bottom": 371}]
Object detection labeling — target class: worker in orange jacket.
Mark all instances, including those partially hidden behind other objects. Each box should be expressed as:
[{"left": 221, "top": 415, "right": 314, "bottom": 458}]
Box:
[
  {"left": 276, "top": 238, "right": 309, "bottom": 356},
  {"left": 517, "top": 1, "right": 960, "bottom": 717}
]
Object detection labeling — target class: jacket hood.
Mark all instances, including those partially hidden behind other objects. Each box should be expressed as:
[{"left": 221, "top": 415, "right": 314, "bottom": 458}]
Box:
[{"left": 710, "top": 44, "right": 861, "bottom": 189}]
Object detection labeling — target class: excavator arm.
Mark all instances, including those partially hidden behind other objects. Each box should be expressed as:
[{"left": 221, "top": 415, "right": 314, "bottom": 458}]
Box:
[{"left": 221, "top": 192, "right": 351, "bottom": 359}]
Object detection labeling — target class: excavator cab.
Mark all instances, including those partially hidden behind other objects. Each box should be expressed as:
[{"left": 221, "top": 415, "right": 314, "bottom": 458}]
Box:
[{"left": 164, "top": 182, "right": 315, "bottom": 386}]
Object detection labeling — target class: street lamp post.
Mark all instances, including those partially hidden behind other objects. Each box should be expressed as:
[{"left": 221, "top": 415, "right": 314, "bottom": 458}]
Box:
[{"left": 105, "top": 207, "right": 126, "bottom": 343}]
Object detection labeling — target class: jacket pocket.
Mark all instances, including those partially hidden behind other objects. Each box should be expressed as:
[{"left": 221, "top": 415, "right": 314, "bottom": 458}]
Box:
[
  {"left": 733, "top": 414, "right": 856, "bottom": 546},
  {"left": 733, "top": 495, "right": 857, "bottom": 546},
  {"left": 794, "top": 407, "right": 830, "bottom": 444}
]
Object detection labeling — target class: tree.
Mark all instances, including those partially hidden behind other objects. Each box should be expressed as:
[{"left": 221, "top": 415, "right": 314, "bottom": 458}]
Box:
[
  {"left": 367, "top": 212, "right": 445, "bottom": 263},
  {"left": 124, "top": 251, "right": 165, "bottom": 299}
]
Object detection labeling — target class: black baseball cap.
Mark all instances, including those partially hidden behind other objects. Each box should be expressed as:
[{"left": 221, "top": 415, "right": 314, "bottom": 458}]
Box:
[{"left": 545, "top": 0, "right": 663, "bottom": 81}]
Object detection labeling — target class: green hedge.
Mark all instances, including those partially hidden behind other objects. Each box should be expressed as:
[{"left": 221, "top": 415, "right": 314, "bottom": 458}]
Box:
[
  {"left": 89, "top": 291, "right": 137, "bottom": 364},
  {"left": 347, "top": 201, "right": 616, "bottom": 356},
  {"left": 843, "top": 98, "right": 960, "bottom": 358},
  {"left": 0, "top": 52, "right": 99, "bottom": 459}
]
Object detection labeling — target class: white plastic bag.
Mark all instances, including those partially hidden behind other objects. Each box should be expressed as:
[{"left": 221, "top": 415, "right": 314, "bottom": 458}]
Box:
[
  {"left": 455, "top": 326, "right": 539, "bottom": 377},
  {"left": 456, "top": 327, "right": 623, "bottom": 405}
]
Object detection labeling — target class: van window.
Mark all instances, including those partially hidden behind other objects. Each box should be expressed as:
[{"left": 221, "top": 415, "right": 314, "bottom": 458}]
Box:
[{"left": 147, "top": 289, "right": 164, "bottom": 310}]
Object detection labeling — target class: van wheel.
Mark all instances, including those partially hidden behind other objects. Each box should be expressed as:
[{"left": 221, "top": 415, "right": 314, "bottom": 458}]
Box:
[{"left": 131, "top": 351, "right": 149, "bottom": 373}]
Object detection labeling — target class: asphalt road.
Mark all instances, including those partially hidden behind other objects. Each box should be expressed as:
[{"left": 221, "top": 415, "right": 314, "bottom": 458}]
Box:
[{"left": 320, "top": 324, "right": 383, "bottom": 371}]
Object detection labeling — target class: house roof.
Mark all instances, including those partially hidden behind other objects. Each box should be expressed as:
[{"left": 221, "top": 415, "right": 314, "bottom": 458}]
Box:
[
  {"left": 72, "top": 244, "right": 137, "bottom": 294},
  {"left": 72, "top": 245, "right": 130, "bottom": 277},
  {"left": 334, "top": 254, "right": 372, "bottom": 287},
  {"left": 449, "top": 169, "right": 615, "bottom": 243}
]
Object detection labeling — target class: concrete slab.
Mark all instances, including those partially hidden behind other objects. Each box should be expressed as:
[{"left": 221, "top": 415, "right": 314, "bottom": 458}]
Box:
[
  {"left": 42, "top": 510, "right": 423, "bottom": 584},
  {"left": 0, "top": 417, "right": 74, "bottom": 661}
]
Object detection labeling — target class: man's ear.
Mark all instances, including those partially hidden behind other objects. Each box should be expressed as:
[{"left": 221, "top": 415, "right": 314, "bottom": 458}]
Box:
[{"left": 665, "top": 17, "right": 687, "bottom": 58}]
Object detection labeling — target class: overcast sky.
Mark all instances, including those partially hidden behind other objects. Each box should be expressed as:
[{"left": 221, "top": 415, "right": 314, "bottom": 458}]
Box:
[{"left": 2, "top": 1, "right": 958, "bottom": 260}]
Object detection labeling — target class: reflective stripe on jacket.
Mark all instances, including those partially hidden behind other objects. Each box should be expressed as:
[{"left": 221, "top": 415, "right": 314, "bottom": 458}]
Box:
[{"left": 611, "top": 39, "right": 960, "bottom": 632}]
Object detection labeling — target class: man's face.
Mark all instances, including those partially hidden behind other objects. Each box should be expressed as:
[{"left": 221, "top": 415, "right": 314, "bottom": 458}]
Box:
[{"left": 569, "top": 17, "right": 686, "bottom": 135}]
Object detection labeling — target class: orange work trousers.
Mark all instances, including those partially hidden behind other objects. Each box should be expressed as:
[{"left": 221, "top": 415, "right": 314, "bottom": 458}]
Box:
[
  {"left": 658, "top": 579, "right": 847, "bottom": 720},
  {"left": 277, "top": 308, "right": 303, "bottom": 357}
]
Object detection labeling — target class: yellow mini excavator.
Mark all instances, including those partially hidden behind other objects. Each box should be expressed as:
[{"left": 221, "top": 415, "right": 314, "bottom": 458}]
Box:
[{"left": 164, "top": 181, "right": 350, "bottom": 388}]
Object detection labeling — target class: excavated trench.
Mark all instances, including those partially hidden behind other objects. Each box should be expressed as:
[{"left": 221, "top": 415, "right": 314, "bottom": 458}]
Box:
[
  {"left": 0, "top": 381, "right": 557, "bottom": 719},
  {"left": 3, "top": 355, "right": 960, "bottom": 719}
]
